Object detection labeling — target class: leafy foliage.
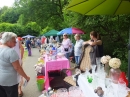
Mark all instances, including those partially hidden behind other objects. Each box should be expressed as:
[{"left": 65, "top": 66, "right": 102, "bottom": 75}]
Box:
[
  {"left": 40, "top": 26, "right": 52, "bottom": 35},
  {"left": 0, "top": 7, "right": 20, "bottom": 23},
  {"left": 0, "top": 0, "right": 129, "bottom": 73}
]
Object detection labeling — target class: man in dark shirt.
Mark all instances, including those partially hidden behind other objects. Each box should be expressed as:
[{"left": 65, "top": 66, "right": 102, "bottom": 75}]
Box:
[{"left": 25, "top": 38, "right": 31, "bottom": 56}]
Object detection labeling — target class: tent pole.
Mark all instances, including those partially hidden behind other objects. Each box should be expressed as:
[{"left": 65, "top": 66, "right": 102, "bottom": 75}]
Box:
[{"left": 128, "top": 26, "right": 130, "bottom": 88}]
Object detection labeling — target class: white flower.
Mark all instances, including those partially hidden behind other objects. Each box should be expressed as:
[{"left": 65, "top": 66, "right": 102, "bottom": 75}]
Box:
[
  {"left": 101, "top": 55, "right": 111, "bottom": 64},
  {"left": 37, "top": 62, "right": 43, "bottom": 66},
  {"left": 40, "top": 57, "right": 43, "bottom": 60},
  {"left": 38, "top": 58, "right": 41, "bottom": 61},
  {"left": 109, "top": 58, "right": 121, "bottom": 69},
  {"left": 106, "top": 55, "right": 111, "bottom": 60},
  {"left": 38, "top": 57, "right": 44, "bottom": 62}
]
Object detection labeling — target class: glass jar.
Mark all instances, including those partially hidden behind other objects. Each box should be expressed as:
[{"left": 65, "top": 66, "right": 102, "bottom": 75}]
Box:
[
  {"left": 109, "top": 68, "right": 121, "bottom": 84},
  {"left": 104, "top": 63, "right": 109, "bottom": 77}
]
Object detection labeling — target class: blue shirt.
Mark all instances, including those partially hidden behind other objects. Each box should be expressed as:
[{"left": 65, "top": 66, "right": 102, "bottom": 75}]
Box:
[{"left": 26, "top": 40, "right": 31, "bottom": 48}]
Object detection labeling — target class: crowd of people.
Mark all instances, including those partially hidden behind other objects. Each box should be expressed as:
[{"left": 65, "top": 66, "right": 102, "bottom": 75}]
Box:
[
  {"left": 40, "top": 31, "right": 103, "bottom": 67},
  {"left": 0, "top": 31, "right": 103, "bottom": 97},
  {"left": 61, "top": 31, "right": 103, "bottom": 66}
]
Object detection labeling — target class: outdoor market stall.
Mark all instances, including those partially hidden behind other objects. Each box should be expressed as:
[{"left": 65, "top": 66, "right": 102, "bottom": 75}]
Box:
[
  {"left": 78, "top": 72, "right": 127, "bottom": 97},
  {"left": 44, "top": 30, "right": 59, "bottom": 37},
  {"left": 43, "top": 54, "right": 71, "bottom": 90},
  {"left": 66, "top": 0, "right": 130, "bottom": 88}
]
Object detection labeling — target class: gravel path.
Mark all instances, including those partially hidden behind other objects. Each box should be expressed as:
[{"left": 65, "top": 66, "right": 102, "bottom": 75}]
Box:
[{"left": 22, "top": 48, "right": 42, "bottom": 97}]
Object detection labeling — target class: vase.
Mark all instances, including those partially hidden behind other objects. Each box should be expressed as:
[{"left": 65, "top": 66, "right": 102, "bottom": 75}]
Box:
[
  {"left": 109, "top": 68, "right": 121, "bottom": 84},
  {"left": 104, "top": 63, "right": 109, "bottom": 77}
]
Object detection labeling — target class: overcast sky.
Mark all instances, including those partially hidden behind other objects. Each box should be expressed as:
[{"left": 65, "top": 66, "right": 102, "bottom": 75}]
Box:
[{"left": 0, "top": 0, "right": 15, "bottom": 8}]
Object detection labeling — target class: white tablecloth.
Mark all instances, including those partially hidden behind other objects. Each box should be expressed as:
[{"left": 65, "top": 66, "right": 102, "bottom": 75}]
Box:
[
  {"left": 78, "top": 75, "right": 98, "bottom": 97},
  {"left": 78, "top": 74, "right": 119, "bottom": 97}
]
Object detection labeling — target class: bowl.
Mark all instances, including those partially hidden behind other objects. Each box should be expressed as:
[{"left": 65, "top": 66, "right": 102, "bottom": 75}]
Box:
[{"left": 57, "top": 53, "right": 64, "bottom": 58}]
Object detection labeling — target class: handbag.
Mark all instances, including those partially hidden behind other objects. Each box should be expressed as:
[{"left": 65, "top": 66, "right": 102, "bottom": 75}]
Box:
[{"left": 64, "top": 48, "right": 69, "bottom": 51}]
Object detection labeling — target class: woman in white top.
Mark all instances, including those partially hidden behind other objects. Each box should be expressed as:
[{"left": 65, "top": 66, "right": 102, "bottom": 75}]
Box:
[
  {"left": 49, "top": 36, "right": 54, "bottom": 43},
  {"left": 14, "top": 37, "right": 24, "bottom": 96},
  {"left": 61, "top": 33, "right": 71, "bottom": 59},
  {"left": 74, "top": 34, "right": 84, "bottom": 65}
]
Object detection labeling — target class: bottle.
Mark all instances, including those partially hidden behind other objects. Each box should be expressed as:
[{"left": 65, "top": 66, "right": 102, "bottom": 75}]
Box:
[
  {"left": 52, "top": 47, "right": 55, "bottom": 55},
  {"left": 49, "top": 90, "right": 54, "bottom": 96},
  {"left": 46, "top": 87, "right": 52, "bottom": 97},
  {"left": 54, "top": 47, "right": 57, "bottom": 59}
]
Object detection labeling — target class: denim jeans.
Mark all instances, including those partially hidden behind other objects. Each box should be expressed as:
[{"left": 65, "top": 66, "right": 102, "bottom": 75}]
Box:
[
  {"left": 27, "top": 47, "right": 31, "bottom": 56},
  {"left": 75, "top": 56, "right": 80, "bottom": 65},
  {"left": 65, "top": 53, "right": 70, "bottom": 59}
]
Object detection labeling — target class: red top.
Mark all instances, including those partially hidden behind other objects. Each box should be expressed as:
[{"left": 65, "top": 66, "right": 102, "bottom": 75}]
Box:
[{"left": 17, "top": 37, "right": 23, "bottom": 41}]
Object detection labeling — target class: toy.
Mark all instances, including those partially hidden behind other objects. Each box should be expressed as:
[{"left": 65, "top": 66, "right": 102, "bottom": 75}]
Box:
[
  {"left": 34, "top": 64, "right": 43, "bottom": 73},
  {"left": 94, "top": 87, "right": 104, "bottom": 97}
]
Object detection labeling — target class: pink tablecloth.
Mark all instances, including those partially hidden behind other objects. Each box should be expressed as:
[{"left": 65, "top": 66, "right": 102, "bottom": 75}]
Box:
[{"left": 44, "top": 56, "right": 71, "bottom": 90}]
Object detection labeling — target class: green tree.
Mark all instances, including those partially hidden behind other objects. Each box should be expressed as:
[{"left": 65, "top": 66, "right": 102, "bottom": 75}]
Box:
[
  {"left": 40, "top": 26, "right": 52, "bottom": 35},
  {"left": 17, "top": 14, "right": 25, "bottom": 25},
  {"left": 0, "top": 23, "right": 24, "bottom": 35},
  {"left": 24, "top": 22, "right": 41, "bottom": 36},
  {"left": 14, "top": 0, "right": 69, "bottom": 29},
  {"left": 62, "top": 8, "right": 130, "bottom": 72},
  {"left": 0, "top": 8, "right": 20, "bottom": 23}
]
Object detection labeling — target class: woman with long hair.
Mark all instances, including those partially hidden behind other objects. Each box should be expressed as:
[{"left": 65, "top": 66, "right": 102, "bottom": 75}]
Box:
[
  {"left": 84, "top": 31, "right": 103, "bottom": 57},
  {"left": 83, "top": 31, "right": 103, "bottom": 71}
]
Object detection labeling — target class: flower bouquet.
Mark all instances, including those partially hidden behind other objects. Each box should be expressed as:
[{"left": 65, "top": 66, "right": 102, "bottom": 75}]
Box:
[
  {"left": 109, "top": 58, "right": 121, "bottom": 69},
  {"left": 109, "top": 58, "right": 121, "bottom": 84},
  {"left": 101, "top": 55, "right": 111, "bottom": 76},
  {"left": 38, "top": 57, "right": 44, "bottom": 64},
  {"left": 101, "top": 55, "right": 111, "bottom": 64}
]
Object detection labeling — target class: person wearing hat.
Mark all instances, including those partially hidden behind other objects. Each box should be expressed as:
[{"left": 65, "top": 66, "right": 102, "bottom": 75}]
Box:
[{"left": 61, "top": 33, "right": 72, "bottom": 59}]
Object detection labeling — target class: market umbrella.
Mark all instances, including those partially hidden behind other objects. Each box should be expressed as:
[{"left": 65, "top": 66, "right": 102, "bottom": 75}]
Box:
[
  {"left": 67, "top": 0, "right": 130, "bottom": 87},
  {"left": 67, "top": 0, "right": 130, "bottom": 15},
  {"left": 22, "top": 35, "right": 35, "bottom": 38},
  {"left": 44, "top": 29, "right": 59, "bottom": 36},
  {"left": 57, "top": 27, "right": 85, "bottom": 35}
]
